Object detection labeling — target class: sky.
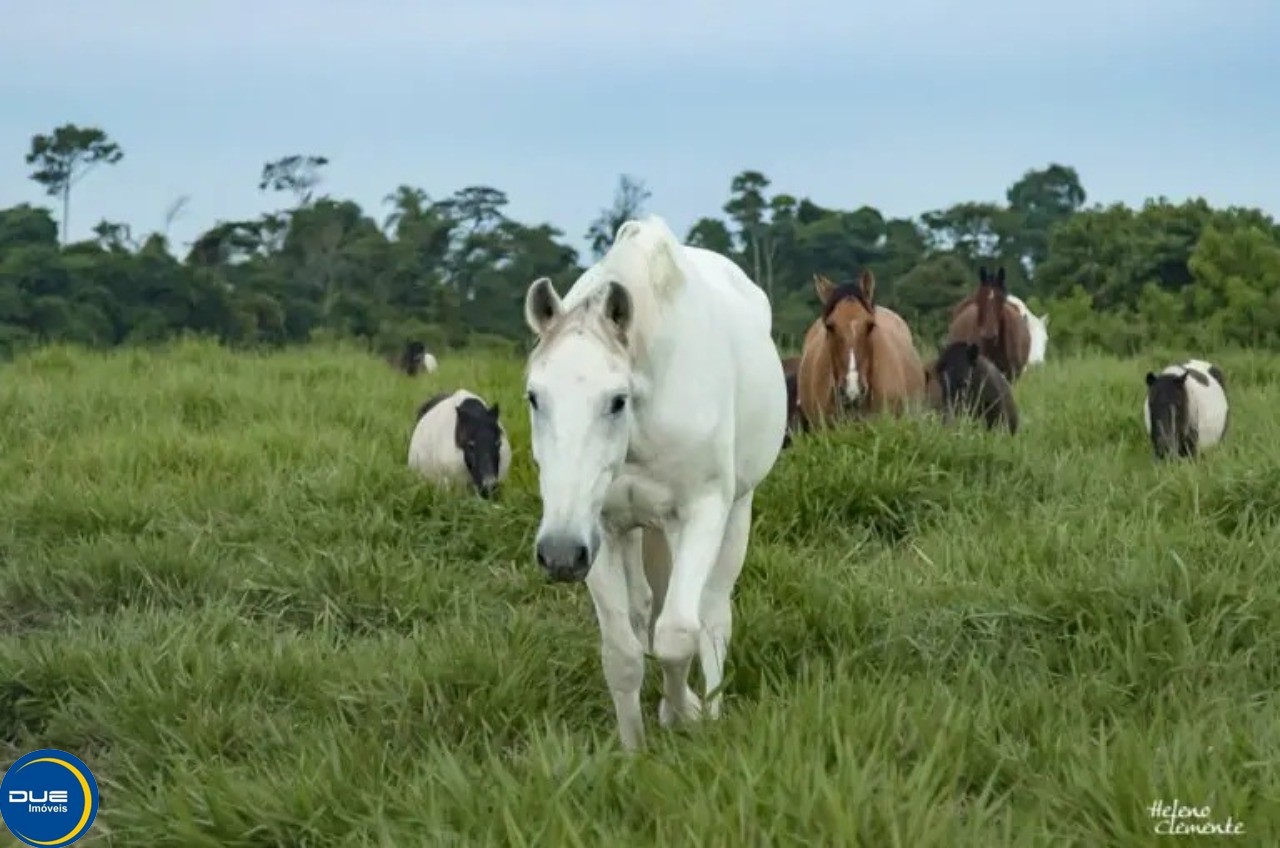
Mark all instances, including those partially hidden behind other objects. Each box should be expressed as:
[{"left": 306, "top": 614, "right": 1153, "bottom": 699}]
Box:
[{"left": 3, "top": 0, "right": 1279, "bottom": 259}]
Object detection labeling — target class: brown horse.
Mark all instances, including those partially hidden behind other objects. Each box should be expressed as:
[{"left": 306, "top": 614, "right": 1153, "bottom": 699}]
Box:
[
  {"left": 797, "top": 270, "right": 926, "bottom": 427},
  {"left": 946, "top": 266, "right": 1030, "bottom": 383}
]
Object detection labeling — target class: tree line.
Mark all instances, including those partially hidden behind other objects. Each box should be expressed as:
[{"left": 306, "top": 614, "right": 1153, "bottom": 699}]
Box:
[{"left": 3, "top": 122, "right": 1279, "bottom": 361}]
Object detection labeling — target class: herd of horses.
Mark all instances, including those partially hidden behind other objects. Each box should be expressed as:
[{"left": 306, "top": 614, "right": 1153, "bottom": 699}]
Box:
[
  {"left": 384, "top": 214, "right": 1232, "bottom": 750},
  {"left": 783, "top": 264, "right": 1037, "bottom": 439}
]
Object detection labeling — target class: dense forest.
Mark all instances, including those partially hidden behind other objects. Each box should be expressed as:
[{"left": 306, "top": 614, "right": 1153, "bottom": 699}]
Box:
[{"left": 3, "top": 122, "right": 1279, "bottom": 361}]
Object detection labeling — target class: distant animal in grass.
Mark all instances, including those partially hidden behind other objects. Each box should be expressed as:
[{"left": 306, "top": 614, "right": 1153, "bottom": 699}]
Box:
[
  {"left": 408, "top": 389, "right": 511, "bottom": 498},
  {"left": 781, "top": 355, "right": 802, "bottom": 447},
  {"left": 924, "top": 341, "right": 1019, "bottom": 434},
  {"left": 390, "top": 341, "right": 437, "bottom": 376},
  {"left": 1143, "top": 358, "right": 1229, "bottom": 460},
  {"left": 1005, "top": 293, "right": 1049, "bottom": 365}
]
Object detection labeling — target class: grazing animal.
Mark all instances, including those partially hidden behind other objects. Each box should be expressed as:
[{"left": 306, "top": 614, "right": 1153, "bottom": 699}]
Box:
[
  {"left": 522, "top": 214, "right": 787, "bottom": 751},
  {"left": 392, "top": 340, "right": 437, "bottom": 376},
  {"left": 925, "top": 341, "right": 1019, "bottom": 434},
  {"left": 407, "top": 389, "right": 511, "bottom": 498},
  {"left": 796, "top": 270, "right": 926, "bottom": 427},
  {"left": 1143, "top": 358, "right": 1229, "bottom": 460},
  {"left": 781, "top": 355, "right": 803, "bottom": 446},
  {"left": 947, "top": 266, "right": 1031, "bottom": 382},
  {"left": 1005, "top": 294, "right": 1050, "bottom": 365}
]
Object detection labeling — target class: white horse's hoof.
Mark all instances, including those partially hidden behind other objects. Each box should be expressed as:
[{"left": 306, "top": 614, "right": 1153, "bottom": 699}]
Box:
[{"left": 659, "top": 691, "right": 702, "bottom": 728}]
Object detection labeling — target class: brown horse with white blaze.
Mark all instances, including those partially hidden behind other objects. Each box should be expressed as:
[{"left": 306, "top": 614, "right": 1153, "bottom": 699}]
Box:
[
  {"left": 797, "top": 270, "right": 926, "bottom": 427},
  {"left": 946, "top": 265, "right": 1031, "bottom": 383}
]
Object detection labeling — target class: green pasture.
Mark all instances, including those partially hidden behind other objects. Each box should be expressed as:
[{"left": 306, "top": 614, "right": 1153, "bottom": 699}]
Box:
[{"left": 0, "top": 339, "right": 1276, "bottom": 846}]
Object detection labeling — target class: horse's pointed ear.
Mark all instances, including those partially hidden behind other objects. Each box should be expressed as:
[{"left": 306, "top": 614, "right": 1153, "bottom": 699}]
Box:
[
  {"left": 489, "top": 402, "right": 500, "bottom": 418},
  {"left": 603, "top": 280, "right": 633, "bottom": 334},
  {"left": 859, "top": 269, "right": 876, "bottom": 304},
  {"left": 813, "top": 273, "right": 835, "bottom": 304},
  {"left": 994, "top": 267, "right": 1007, "bottom": 291},
  {"left": 1042, "top": 313, "right": 1051, "bottom": 328},
  {"left": 1145, "top": 371, "right": 1157, "bottom": 387},
  {"left": 966, "top": 342, "right": 979, "bottom": 364},
  {"left": 525, "top": 277, "right": 562, "bottom": 335},
  {"left": 978, "top": 265, "right": 989, "bottom": 284}
]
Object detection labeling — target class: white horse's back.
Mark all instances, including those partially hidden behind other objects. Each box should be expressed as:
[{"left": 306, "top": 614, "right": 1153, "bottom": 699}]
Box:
[
  {"left": 682, "top": 245, "right": 786, "bottom": 491},
  {"left": 621, "top": 221, "right": 785, "bottom": 494},
  {"left": 1005, "top": 294, "right": 1049, "bottom": 364}
]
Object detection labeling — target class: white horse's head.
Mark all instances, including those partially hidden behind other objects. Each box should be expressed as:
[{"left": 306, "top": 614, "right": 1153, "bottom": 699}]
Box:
[{"left": 523, "top": 276, "right": 636, "bottom": 582}]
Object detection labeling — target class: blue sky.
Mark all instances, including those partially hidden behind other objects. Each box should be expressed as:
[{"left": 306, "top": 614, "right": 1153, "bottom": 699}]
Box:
[{"left": 3, "top": 0, "right": 1278, "bottom": 259}]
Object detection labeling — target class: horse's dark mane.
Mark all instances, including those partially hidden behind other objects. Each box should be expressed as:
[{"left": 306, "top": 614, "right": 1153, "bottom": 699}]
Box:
[{"left": 821, "top": 282, "right": 873, "bottom": 321}]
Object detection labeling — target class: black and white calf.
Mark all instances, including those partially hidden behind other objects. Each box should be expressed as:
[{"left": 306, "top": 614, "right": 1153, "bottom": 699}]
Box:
[
  {"left": 408, "top": 390, "right": 511, "bottom": 497},
  {"left": 1143, "top": 358, "right": 1229, "bottom": 460}
]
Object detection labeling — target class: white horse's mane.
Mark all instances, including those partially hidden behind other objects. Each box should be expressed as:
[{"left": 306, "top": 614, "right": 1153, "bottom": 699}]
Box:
[{"left": 540, "top": 215, "right": 687, "bottom": 364}]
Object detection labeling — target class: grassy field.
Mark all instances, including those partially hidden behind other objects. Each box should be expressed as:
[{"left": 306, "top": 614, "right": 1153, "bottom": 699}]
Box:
[{"left": 1, "top": 338, "right": 1277, "bottom": 846}]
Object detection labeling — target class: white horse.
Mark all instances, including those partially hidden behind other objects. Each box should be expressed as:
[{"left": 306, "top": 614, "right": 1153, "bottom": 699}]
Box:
[
  {"left": 1143, "top": 358, "right": 1229, "bottom": 460},
  {"left": 1005, "top": 294, "right": 1050, "bottom": 365},
  {"left": 522, "top": 214, "right": 787, "bottom": 751}
]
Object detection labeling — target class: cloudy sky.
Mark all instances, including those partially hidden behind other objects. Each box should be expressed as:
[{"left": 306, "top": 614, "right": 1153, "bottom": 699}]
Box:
[{"left": 3, "top": 0, "right": 1277, "bottom": 257}]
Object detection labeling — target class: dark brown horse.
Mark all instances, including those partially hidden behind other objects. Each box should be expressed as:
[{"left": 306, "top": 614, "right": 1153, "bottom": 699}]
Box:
[
  {"left": 781, "top": 355, "right": 803, "bottom": 445},
  {"left": 946, "top": 266, "right": 1031, "bottom": 383},
  {"left": 797, "top": 270, "right": 926, "bottom": 428},
  {"left": 924, "top": 341, "right": 1019, "bottom": 434}
]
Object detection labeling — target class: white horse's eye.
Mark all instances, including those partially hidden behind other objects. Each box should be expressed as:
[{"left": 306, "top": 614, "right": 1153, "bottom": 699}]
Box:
[
  {"left": 609, "top": 395, "right": 627, "bottom": 415},
  {"left": 526, "top": 391, "right": 539, "bottom": 411}
]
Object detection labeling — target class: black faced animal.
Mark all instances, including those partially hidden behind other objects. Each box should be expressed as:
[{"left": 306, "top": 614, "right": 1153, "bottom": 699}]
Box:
[
  {"left": 925, "top": 341, "right": 1018, "bottom": 434},
  {"left": 1143, "top": 358, "right": 1229, "bottom": 460},
  {"left": 392, "top": 341, "right": 438, "bottom": 376},
  {"left": 408, "top": 389, "right": 511, "bottom": 498}
]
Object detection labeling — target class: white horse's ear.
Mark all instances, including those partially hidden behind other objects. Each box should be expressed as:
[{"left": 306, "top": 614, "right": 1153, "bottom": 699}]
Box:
[
  {"left": 602, "top": 281, "right": 633, "bottom": 334},
  {"left": 524, "top": 277, "right": 562, "bottom": 335},
  {"left": 1042, "top": 313, "right": 1050, "bottom": 328}
]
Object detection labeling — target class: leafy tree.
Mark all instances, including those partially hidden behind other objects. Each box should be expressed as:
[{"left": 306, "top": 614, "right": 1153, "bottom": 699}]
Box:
[
  {"left": 686, "top": 217, "right": 734, "bottom": 254},
  {"left": 258, "top": 155, "right": 330, "bottom": 208},
  {"left": 586, "top": 175, "right": 651, "bottom": 260},
  {"left": 1006, "top": 164, "right": 1087, "bottom": 272},
  {"left": 5, "top": 130, "right": 1280, "bottom": 362},
  {"left": 382, "top": 185, "right": 431, "bottom": 236},
  {"left": 25, "top": 124, "right": 124, "bottom": 245},
  {"left": 724, "top": 170, "right": 773, "bottom": 291}
]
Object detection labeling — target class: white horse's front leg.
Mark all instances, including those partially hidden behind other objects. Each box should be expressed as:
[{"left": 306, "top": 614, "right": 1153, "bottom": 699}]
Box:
[
  {"left": 585, "top": 533, "right": 647, "bottom": 751},
  {"left": 619, "top": 528, "right": 652, "bottom": 653},
  {"left": 653, "top": 492, "right": 731, "bottom": 728}
]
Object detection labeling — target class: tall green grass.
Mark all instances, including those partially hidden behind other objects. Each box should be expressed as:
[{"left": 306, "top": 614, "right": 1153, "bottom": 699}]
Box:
[{"left": 1, "top": 339, "right": 1276, "bottom": 846}]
